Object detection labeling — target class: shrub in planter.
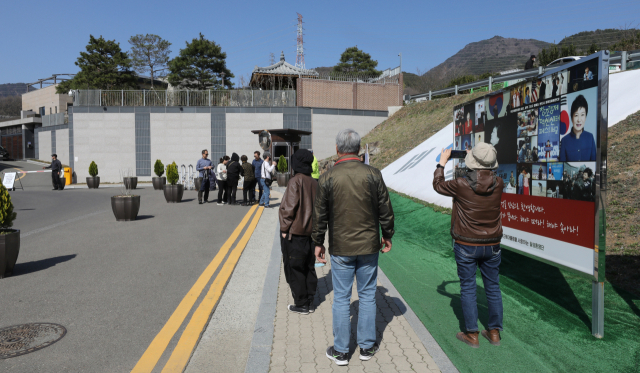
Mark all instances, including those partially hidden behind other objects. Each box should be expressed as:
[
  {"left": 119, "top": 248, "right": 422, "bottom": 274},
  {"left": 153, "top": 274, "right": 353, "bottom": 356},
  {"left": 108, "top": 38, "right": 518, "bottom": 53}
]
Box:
[
  {"left": 0, "top": 185, "right": 19, "bottom": 278},
  {"left": 152, "top": 159, "right": 166, "bottom": 190},
  {"left": 276, "top": 155, "right": 290, "bottom": 187},
  {"left": 163, "top": 162, "right": 183, "bottom": 203},
  {"left": 277, "top": 155, "right": 288, "bottom": 173},
  {"left": 87, "top": 161, "right": 100, "bottom": 189}
]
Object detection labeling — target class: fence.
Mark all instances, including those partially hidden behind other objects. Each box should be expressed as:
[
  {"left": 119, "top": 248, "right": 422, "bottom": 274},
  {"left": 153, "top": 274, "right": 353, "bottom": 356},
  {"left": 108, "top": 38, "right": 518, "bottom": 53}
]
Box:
[
  {"left": 407, "top": 49, "right": 640, "bottom": 102},
  {"left": 75, "top": 89, "right": 297, "bottom": 107},
  {"left": 309, "top": 72, "right": 400, "bottom": 84},
  {"left": 41, "top": 113, "right": 67, "bottom": 126}
]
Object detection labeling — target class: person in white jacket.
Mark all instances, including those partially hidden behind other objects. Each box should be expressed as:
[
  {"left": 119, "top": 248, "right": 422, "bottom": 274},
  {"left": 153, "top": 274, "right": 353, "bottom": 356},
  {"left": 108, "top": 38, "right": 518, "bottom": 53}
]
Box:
[
  {"left": 259, "top": 153, "right": 277, "bottom": 208},
  {"left": 216, "top": 156, "right": 229, "bottom": 205}
]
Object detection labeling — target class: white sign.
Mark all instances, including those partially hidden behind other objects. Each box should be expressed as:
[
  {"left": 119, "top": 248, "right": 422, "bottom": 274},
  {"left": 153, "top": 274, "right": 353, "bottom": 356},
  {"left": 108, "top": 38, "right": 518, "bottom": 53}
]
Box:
[
  {"left": 381, "top": 123, "right": 454, "bottom": 208},
  {"left": 2, "top": 172, "right": 16, "bottom": 190}
]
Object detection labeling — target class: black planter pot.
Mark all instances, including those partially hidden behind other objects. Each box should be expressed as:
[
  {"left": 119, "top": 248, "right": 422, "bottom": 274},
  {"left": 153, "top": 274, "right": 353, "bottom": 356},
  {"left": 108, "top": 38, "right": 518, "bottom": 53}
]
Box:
[
  {"left": 277, "top": 173, "right": 290, "bottom": 187},
  {"left": 195, "top": 177, "right": 202, "bottom": 191},
  {"left": 86, "top": 176, "right": 100, "bottom": 189},
  {"left": 111, "top": 195, "right": 141, "bottom": 221},
  {"left": 163, "top": 184, "right": 184, "bottom": 203},
  {"left": 0, "top": 229, "right": 20, "bottom": 279},
  {"left": 123, "top": 177, "right": 138, "bottom": 190},
  {"left": 152, "top": 177, "right": 166, "bottom": 190},
  {"left": 59, "top": 177, "right": 66, "bottom": 190}
]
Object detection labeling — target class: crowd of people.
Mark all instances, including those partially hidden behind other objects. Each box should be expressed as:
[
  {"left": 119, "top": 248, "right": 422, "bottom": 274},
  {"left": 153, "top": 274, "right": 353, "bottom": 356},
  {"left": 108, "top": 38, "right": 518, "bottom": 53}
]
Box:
[{"left": 562, "top": 168, "right": 595, "bottom": 201}]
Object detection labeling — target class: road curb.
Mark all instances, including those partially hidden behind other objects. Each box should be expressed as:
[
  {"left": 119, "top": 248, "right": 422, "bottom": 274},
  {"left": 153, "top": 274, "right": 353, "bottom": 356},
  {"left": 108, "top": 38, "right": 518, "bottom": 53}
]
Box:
[
  {"left": 377, "top": 267, "right": 459, "bottom": 373},
  {"left": 243, "top": 221, "right": 282, "bottom": 373}
]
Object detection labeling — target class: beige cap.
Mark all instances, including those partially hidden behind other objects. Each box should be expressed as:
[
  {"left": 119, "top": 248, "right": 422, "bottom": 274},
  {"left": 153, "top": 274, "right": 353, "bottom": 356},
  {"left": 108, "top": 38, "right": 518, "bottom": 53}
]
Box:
[{"left": 464, "top": 142, "right": 498, "bottom": 170}]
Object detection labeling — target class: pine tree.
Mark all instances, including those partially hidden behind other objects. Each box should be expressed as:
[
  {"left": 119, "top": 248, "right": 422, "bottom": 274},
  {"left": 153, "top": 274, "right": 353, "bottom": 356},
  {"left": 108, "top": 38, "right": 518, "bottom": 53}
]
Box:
[
  {"left": 167, "top": 33, "right": 234, "bottom": 90},
  {"left": 333, "top": 47, "right": 381, "bottom": 76},
  {"left": 56, "top": 35, "right": 137, "bottom": 93},
  {"left": 129, "top": 34, "right": 172, "bottom": 89}
]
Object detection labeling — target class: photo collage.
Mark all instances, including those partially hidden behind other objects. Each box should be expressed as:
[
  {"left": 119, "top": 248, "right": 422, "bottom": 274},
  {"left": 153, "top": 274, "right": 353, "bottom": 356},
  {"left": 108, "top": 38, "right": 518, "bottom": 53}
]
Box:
[{"left": 454, "top": 58, "right": 599, "bottom": 203}]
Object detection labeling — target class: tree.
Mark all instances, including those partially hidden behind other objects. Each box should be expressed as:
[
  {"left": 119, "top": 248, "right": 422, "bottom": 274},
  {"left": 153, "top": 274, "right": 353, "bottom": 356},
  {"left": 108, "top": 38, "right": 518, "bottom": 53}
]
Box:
[
  {"left": 333, "top": 46, "right": 381, "bottom": 76},
  {"left": 167, "top": 33, "right": 234, "bottom": 90},
  {"left": 537, "top": 44, "right": 578, "bottom": 66},
  {"left": 611, "top": 31, "right": 640, "bottom": 51},
  {"left": 128, "top": 34, "right": 172, "bottom": 89},
  {"left": 56, "top": 35, "right": 137, "bottom": 93}
]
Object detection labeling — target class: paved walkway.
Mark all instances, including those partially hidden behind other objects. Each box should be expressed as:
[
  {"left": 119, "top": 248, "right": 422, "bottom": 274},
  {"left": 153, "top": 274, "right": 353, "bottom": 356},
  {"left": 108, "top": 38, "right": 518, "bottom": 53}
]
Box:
[{"left": 269, "top": 259, "right": 442, "bottom": 373}]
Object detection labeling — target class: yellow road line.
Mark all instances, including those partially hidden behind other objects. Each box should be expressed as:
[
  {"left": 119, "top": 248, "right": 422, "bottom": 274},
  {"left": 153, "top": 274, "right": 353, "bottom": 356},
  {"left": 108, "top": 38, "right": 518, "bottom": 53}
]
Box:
[
  {"left": 130, "top": 204, "right": 258, "bottom": 373},
  {"left": 161, "top": 206, "right": 264, "bottom": 373}
]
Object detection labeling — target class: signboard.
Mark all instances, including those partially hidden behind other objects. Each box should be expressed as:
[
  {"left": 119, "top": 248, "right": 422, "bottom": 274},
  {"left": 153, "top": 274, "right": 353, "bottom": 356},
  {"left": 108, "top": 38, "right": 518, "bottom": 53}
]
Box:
[
  {"left": 2, "top": 172, "right": 16, "bottom": 190},
  {"left": 453, "top": 52, "right": 609, "bottom": 337}
]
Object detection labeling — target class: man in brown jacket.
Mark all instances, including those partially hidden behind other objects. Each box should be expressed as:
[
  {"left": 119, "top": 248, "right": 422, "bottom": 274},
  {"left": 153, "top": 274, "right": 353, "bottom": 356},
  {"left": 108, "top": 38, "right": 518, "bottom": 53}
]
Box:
[
  {"left": 312, "top": 129, "right": 394, "bottom": 366},
  {"left": 279, "top": 149, "right": 318, "bottom": 315},
  {"left": 433, "top": 143, "right": 504, "bottom": 348}
]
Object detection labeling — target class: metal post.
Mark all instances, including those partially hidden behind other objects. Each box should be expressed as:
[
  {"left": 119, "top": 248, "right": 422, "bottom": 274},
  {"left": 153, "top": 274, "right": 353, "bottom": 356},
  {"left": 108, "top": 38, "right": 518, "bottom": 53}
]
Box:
[
  {"left": 489, "top": 76, "right": 494, "bottom": 92},
  {"left": 539, "top": 66, "right": 544, "bottom": 75},
  {"left": 621, "top": 51, "right": 627, "bottom": 71},
  {"left": 592, "top": 281, "right": 604, "bottom": 338},
  {"left": 429, "top": 91, "right": 432, "bottom": 101},
  {"left": 143, "top": 90, "right": 145, "bottom": 106},
  {"left": 399, "top": 53, "right": 402, "bottom": 77},
  {"left": 187, "top": 90, "right": 189, "bottom": 107},
  {"left": 455, "top": 85, "right": 458, "bottom": 95},
  {"left": 165, "top": 90, "right": 168, "bottom": 106},
  {"left": 121, "top": 90, "right": 124, "bottom": 106},
  {"left": 208, "top": 90, "right": 211, "bottom": 106},
  {"left": 252, "top": 90, "right": 254, "bottom": 107},
  {"left": 99, "top": 90, "right": 102, "bottom": 106}
]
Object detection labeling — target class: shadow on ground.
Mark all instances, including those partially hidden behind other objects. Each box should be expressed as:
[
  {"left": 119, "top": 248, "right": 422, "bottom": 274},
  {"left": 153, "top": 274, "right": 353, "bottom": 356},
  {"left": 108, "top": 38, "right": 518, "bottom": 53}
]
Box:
[{"left": 13, "top": 254, "right": 77, "bottom": 276}]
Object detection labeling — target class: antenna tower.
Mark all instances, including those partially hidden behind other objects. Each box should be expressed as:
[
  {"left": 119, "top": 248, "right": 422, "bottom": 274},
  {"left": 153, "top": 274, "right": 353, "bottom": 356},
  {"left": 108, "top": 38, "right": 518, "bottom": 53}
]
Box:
[{"left": 295, "top": 13, "right": 305, "bottom": 69}]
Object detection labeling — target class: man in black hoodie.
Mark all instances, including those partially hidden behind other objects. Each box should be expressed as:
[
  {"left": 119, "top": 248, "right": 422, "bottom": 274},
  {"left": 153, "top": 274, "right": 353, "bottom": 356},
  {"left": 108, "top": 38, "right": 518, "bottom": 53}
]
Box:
[
  {"left": 225, "top": 153, "right": 243, "bottom": 205},
  {"left": 524, "top": 55, "right": 536, "bottom": 70}
]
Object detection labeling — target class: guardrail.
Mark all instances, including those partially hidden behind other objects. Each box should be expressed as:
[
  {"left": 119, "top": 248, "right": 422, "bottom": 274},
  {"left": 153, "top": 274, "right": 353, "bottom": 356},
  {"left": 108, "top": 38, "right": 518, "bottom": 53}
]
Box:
[
  {"left": 408, "top": 49, "right": 640, "bottom": 102},
  {"left": 75, "top": 89, "right": 297, "bottom": 107},
  {"left": 41, "top": 113, "right": 67, "bottom": 127}
]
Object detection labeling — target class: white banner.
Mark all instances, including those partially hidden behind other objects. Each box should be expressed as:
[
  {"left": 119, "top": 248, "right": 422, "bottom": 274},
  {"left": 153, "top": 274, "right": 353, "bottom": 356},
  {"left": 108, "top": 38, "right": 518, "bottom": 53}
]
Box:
[
  {"left": 2, "top": 172, "right": 16, "bottom": 190},
  {"left": 381, "top": 123, "right": 454, "bottom": 208}
]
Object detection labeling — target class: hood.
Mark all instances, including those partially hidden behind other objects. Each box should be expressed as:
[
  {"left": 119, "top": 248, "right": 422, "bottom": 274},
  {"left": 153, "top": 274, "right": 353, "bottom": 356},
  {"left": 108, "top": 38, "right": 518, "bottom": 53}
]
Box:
[
  {"left": 230, "top": 153, "right": 239, "bottom": 162},
  {"left": 463, "top": 169, "right": 498, "bottom": 195},
  {"left": 291, "top": 149, "right": 314, "bottom": 176}
]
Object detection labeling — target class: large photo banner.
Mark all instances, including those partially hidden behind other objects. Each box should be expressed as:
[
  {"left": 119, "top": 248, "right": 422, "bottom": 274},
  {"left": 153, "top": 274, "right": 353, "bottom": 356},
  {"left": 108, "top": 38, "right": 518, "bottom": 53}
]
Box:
[{"left": 453, "top": 52, "right": 607, "bottom": 276}]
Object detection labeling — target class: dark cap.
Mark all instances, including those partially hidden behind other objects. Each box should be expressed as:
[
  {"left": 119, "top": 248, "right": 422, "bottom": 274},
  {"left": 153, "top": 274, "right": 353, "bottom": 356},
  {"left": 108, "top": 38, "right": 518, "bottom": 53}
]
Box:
[
  {"left": 531, "top": 55, "right": 536, "bottom": 58},
  {"left": 52, "top": 154, "right": 57, "bottom": 158}
]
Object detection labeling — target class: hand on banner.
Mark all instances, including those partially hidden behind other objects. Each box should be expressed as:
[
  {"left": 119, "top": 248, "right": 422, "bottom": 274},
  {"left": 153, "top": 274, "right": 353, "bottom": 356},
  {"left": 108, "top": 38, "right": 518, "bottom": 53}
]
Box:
[
  {"left": 439, "top": 148, "right": 452, "bottom": 167},
  {"left": 315, "top": 245, "right": 327, "bottom": 264}
]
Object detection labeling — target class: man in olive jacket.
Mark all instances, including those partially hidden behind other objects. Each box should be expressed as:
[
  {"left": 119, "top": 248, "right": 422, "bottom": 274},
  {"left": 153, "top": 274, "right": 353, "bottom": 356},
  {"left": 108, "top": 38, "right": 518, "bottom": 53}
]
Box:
[{"left": 312, "top": 129, "right": 394, "bottom": 366}]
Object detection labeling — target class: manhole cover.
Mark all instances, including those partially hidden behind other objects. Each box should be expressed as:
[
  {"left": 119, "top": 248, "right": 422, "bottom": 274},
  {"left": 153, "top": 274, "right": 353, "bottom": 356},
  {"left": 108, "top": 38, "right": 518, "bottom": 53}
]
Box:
[{"left": 0, "top": 323, "right": 66, "bottom": 359}]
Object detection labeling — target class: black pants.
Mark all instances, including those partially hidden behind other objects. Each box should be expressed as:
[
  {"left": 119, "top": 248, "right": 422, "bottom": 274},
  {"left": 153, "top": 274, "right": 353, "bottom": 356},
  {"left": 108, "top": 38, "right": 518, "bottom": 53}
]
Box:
[
  {"left": 217, "top": 180, "right": 228, "bottom": 203},
  {"left": 227, "top": 183, "right": 238, "bottom": 204},
  {"left": 281, "top": 234, "right": 318, "bottom": 307},
  {"left": 198, "top": 178, "right": 210, "bottom": 202},
  {"left": 243, "top": 179, "right": 254, "bottom": 203},
  {"left": 51, "top": 171, "right": 62, "bottom": 190}
]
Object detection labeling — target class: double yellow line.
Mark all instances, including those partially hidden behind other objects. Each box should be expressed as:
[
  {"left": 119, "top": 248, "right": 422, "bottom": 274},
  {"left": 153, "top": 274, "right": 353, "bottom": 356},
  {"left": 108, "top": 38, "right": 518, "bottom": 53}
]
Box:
[{"left": 131, "top": 205, "right": 264, "bottom": 373}]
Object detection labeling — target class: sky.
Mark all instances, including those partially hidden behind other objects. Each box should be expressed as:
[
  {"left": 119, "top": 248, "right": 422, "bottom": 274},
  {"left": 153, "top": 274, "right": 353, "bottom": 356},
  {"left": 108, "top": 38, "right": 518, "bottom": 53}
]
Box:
[{"left": 1, "top": 0, "right": 638, "bottom": 86}]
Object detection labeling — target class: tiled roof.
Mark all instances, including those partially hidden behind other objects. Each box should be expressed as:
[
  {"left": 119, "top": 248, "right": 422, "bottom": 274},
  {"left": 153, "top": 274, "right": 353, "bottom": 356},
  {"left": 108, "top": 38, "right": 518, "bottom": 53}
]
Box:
[{"left": 252, "top": 51, "right": 318, "bottom": 77}]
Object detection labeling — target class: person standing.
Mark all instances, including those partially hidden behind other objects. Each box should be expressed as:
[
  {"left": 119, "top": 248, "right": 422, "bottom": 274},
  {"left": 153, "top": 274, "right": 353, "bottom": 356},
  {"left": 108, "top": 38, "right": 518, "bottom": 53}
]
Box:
[
  {"left": 226, "top": 153, "right": 243, "bottom": 205},
  {"left": 196, "top": 149, "right": 214, "bottom": 204},
  {"left": 215, "top": 156, "right": 229, "bottom": 205},
  {"left": 433, "top": 143, "right": 504, "bottom": 348},
  {"left": 279, "top": 149, "right": 318, "bottom": 315},
  {"left": 312, "top": 129, "right": 394, "bottom": 366},
  {"left": 524, "top": 55, "right": 536, "bottom": 70},
  {"left": 252, "top": 151, "right": 264, "bottom": 202},
  {"left": 241, "top": 155, "right": 255, "bottom": 206},
  {"left": 310, "top": 149, "right": 319, "bottom": 182},
  {"left": 518, "top": 169, "right": 524, "bottom": 194},
  {"left": 43, "top": 154, "right": 63, "bottom": 190},
  {"left": 258, "top": 153, "right": 276, "bottom": 208}
]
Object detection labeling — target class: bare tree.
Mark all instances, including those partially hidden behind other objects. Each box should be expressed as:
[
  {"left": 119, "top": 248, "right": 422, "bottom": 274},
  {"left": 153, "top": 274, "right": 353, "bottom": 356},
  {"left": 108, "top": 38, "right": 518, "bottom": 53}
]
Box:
[{"left": 129, "top": 34, "right": 172, "bottom": 89}]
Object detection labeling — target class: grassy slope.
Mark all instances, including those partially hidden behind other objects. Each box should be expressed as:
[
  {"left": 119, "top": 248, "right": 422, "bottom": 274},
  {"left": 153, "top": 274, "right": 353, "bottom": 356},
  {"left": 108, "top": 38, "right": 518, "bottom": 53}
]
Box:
[
  {"left": 605, "top": 110, "right": 640, "bottom": 295},
  {"left": 362, "top": 91, "right": 485, "bottom": 170}
]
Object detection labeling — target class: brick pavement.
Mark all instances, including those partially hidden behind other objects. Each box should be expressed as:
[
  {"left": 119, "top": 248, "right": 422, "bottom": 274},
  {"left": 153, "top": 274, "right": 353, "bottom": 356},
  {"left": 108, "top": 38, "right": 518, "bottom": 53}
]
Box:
[{"left": 269, "top": 258, "right": 441, "bottom": 373}]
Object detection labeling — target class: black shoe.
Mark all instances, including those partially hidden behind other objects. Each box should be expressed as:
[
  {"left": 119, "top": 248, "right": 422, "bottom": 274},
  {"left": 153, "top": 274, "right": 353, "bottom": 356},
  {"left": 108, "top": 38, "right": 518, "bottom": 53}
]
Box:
[
  {"left": 52, "top": 188, "right": 58, "bottom": 190},
  {"left": 308, "top": 301, "right": 315, "bottom": 313},
  {"left": 326, "top": 346, "right": 348, "bottom": 366},
  {"left": 287, "top": 304, "right": 309, "bottom": 315},
  {"left": 204, "top": 200, "right": 209, "bottom": 203},
  {"left": 359, "top": 343, "right": 380, "bottom": 361},
  {"left": 199, "top": 201, "right": 203, "bottom": 204}
]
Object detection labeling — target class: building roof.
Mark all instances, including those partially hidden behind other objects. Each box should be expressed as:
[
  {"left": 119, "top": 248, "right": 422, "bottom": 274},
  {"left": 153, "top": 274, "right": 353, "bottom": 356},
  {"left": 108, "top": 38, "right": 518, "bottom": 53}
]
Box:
[{"left": 252, "top": 52, "right": 318, "bottom": 77}]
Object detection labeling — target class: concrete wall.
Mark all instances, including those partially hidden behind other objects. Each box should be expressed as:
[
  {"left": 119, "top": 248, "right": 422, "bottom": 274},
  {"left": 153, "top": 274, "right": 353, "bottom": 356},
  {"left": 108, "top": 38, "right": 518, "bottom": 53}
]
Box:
[
  {"left": 39, "top": 131, "right": 51, "bottom": 161},
  {"left": 226, "top": 113, "right": 283, "bottom": 159},
  {"left": 150, "top": 113, "right": 211, "bottom": 175},
  {"left": 312, "top": 114, "right": 386, "bottom": 160},
  {"left": 22, "top": 85, "right": 73, "bottom": 115},
  {"left": 56, "top": 129, "right": 69, "bottom": 166},
  {"left": 73, "top": 113, "right": 136, "bottom": 182}
]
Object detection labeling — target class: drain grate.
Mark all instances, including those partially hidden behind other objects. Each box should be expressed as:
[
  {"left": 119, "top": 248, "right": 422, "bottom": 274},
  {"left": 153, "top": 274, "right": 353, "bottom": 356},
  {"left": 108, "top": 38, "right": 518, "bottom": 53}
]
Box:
[{"left": 0, "top": 323, "right": 66, "bottom": 359}]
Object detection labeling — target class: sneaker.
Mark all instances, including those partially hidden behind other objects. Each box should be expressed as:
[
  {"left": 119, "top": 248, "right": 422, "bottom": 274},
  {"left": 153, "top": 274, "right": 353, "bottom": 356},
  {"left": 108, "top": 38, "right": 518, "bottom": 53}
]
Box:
[
  {"left": 308, "top": 301, "right": 315, "bottom": 313},
  {"left": 287, "top": 304, "right": 309, "bottom": 315},
  {"left": 326, "top": 346, "right": 348, "bottom": 366},
  {"left": 198, "top": 201, "right": 203, "bottom": 205},
  {"left": 222, "top": 201, "right": 227, "bottom": 204},
  {"left": 359, "top": 343, "right": 380, "bottom": 361},
  {"left": 217, "top": 203, "right": 223, "bottom": 206}
]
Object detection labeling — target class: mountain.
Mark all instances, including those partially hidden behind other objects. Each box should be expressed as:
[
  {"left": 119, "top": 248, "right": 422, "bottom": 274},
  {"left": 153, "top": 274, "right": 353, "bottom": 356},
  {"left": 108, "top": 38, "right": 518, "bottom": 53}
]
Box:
[{"left": 0, "top": 83, "right": 32, "bottom": 98}]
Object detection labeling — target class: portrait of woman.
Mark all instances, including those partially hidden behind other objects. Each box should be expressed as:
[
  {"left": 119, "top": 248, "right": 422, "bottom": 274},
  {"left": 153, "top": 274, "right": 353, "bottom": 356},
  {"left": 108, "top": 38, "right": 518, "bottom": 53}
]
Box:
[
  {"left": 523, "top": 171, "right": 530, "bottom": 195},
  {"left": 465, "top": 112, "right": 473, "bottom": 134},
  {"left": 559, "top": 94, "right": 596, "bottom": 162},
  {"left": 524, "top": 87, "right": 531, "bottom": 104}
]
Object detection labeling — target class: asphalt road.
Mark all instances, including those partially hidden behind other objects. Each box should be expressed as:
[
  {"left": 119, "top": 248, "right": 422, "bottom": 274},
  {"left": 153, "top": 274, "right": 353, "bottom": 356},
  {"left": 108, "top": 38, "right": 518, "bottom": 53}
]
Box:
[{"left": 0, "top": 161, "right": 261, "bottom": 372}]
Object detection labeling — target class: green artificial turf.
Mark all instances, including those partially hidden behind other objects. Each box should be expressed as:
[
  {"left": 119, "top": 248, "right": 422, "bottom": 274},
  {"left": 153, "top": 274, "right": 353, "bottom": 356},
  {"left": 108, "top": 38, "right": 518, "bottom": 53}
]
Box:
[{"left": 379, "top": 192, "right": 640, "bottom": 373}]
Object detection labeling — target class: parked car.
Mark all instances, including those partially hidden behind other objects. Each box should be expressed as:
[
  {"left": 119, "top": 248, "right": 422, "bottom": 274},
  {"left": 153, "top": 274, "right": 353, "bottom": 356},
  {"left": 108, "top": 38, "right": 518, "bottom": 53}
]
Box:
[
  {"left": 0, "top": 146, "right": 8, "bottom": 160},
  {"left": 609, "top": 64, "right": 622, "bottom": 73},
  {"left": 546, "top": 56, "right": 583, "bottom": 68}
]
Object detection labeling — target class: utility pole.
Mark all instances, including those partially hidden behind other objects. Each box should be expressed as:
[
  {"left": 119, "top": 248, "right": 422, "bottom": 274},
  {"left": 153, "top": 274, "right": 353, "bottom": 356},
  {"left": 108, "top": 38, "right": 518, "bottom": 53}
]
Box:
[
  {"left": 399, "top": 53, "right": 402, "bottom": 75},
  {"left": 295, "top": 13, "right": 305, "bottom": 69}
]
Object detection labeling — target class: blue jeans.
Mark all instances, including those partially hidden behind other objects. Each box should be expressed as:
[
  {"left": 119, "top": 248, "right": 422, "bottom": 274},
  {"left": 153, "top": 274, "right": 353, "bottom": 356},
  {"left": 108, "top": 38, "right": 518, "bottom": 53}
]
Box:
[
  {"left": 258, "top": 178, "right": 270, "bottom": 206},
  {"left": 331, "top": 253, "right": 379, "bottom": 354},
  {"left": 453, "top": 243, "right": 503, "bottom": 332}
]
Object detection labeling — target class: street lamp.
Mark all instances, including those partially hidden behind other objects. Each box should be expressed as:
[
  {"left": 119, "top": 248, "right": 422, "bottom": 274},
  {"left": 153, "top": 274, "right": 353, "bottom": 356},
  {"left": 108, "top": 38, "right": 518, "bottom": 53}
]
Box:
[{"left": 398, "top": 53, "right": 402, "bottom": 75}]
